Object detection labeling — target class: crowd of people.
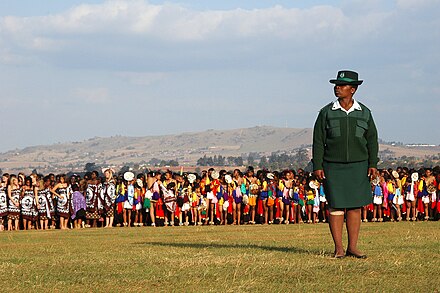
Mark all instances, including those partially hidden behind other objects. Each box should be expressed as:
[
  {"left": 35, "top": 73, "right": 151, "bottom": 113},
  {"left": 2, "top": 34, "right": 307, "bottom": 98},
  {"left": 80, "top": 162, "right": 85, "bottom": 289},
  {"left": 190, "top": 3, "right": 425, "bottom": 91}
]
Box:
[{"left": 0, "top": 165, "right": 439, "bottom": 231}]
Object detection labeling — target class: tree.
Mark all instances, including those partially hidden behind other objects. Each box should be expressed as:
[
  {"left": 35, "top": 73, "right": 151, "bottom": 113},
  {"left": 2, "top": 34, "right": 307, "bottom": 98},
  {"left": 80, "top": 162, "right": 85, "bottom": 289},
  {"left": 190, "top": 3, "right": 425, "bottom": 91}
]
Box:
[
  {"left": 247, "top": 154, "right": 255, "bottom": 166},
  {"left": 119, "top": 165, "right": 130, "bottom": 174},
  {"left": 197, "top": 155, "right": 208, "bottom": 166},
  {"left": 84, "top": 162, "right": 97, "bottom": 172},
  {"left": 234, "top": 157, "right": 244, "bottom": 166},
  {"left": 217, "top": 155, "right": 226, "bottom": 166},
  {"left": 259, "top": 156, "right": 268, "bottom": 169}
]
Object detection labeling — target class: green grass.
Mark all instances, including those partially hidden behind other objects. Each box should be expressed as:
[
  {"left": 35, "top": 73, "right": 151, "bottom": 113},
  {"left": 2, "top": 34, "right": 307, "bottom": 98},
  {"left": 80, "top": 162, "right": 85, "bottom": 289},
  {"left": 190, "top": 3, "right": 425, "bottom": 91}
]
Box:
[{"left": 0, "top": 222, "right": 439, "bottom": 292}]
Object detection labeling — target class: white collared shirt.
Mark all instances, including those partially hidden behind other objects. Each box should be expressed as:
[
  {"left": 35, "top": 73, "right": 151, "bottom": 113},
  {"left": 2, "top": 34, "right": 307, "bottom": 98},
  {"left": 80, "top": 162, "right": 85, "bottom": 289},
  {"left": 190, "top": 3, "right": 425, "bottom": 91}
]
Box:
[{"left": 331, "top": 99, "right": 362, "bottom": 114}]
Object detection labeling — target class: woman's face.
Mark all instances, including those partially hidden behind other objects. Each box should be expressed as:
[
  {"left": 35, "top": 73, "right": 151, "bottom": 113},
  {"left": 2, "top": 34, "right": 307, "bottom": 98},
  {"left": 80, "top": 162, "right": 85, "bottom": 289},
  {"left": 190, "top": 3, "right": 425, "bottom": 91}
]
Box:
[
  {"left": 334, "top": 84, "right": 355, "bottom": 99},
  {"left": 44, "top": 179, "right": 51, "bottom": 189}
]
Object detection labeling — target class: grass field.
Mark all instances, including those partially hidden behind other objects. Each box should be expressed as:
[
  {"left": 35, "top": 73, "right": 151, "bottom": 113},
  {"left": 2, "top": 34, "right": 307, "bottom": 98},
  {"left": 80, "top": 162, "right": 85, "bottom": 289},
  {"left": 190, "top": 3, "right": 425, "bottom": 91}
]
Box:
[{"left": 0, "top": 222, "right": 439, "bottom": 292}]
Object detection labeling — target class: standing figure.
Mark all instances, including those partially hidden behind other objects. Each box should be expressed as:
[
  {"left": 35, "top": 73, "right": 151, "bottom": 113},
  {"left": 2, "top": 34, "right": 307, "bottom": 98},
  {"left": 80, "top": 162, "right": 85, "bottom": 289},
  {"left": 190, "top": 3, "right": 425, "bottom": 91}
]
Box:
[
  {"left": 102, "top": 168, "right": 116, "bottom": 227},
  {"left": 0, "top": 174, "right": 9, "bottom": 231},
  {"left": 313, "top": 70, "right": 379, "bottom": 258},
  {"left": 37, "top": 176, "right": 52, "bottom": 230},
  {"left": 122, "top": 172, "right": 135, "bottom": 227},
  {"left": 85, "top": 171, "right": 102, "bottom": 228},
  {"left": 21, "top": 177, "right": 39, "bottom": 230},
  {"left": 7, "top": 175, "right": 21, "bottom": 231},
  {"left": 51, "top": 175, "right": 69, "bottom": 229}
]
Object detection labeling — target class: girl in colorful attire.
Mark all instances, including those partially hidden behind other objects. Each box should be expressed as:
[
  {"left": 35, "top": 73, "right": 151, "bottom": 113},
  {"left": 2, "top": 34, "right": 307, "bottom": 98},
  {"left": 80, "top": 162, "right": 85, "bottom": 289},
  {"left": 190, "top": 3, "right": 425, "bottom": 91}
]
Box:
[
  {"left": 0, "top": 174, "right": 9, "bottom": 231},
  {"left": 162, "top": 171, "right": 177, "bottom": 226},
  {"left": 279, "top": 170, "right": 292, "bottom": 224},
  {"left": 309, "top": 179, "right": 321, "bottom": 223},
  {"left": 160, "top": 181, "right": 177, "bottom": 226},
  {"left": 51, "top": 175, "right": 69, "bottom": 229},
  {"left": 146, "top": 171, "right": 161, "bottom": 227},
  {"left": 266, "top": 173, "right": 277, "bottom": 225},
  {"left": 386, "top": 174, "right": 396, "bottom": 221},
  {"left": 379, "top": 175, "right": 389, "bottom": 221},
  {"left": 21, "top": 177, "right": 39, "bottom": 230},
  {"left": 247, "top": 173, "right": 259, "bottom": 225},
  {"left": 122, "top": 172, "right": 135, "bottom": 227},
  {"left": 392, "top": 171, "right": 404, "bottom": 221},
  {"left": 218, "top": 175, "right": 230, "bottom": 225},
  {"left": 85, "top": 171, "right": 102, "bottom": 228},
  {"left": 115, "top": 177, "right": 126, "bottom": 227},
  {"left": 258, "top": 173, "right": 268, "bottom": 224},
  {"left": 423, "top": 168, "right": 436, "bottom": 220},
  {"left": 208, "top": 170, "right": 219, "bottom": 225},
  {"left": 232, "top": 169, "right": 244, "bottom": 225},
  {"left": 318, "top": 181, "right": 327, "bottom": 223},
  {"left": 102, "top": 168, "right": 116, "bottom": 228},
  {"left": 70, "top": 182, "right": 86, "bottom": 229},
  {"left": 7, "top": 175, "right": 21, "bottom": 231},
  {"left": 305, "top": 180, "right": 316, "bottom": 224},
  {"left": 133, "top": 176, "right": 145, "bottom": 227},
  {"left": 291, "top": 178, "right": 303, "bottom": 224},
  {"left": 192, "top": 185, "right": 203, "bottom": 226},
  {"left": 37, "top": 176, "right": 52, "bottom": 230},
  {"left": 371, "top": 175, "right": 383, "bottom": 222},
  {"left": 405, "top": 173, "right": 418, "bottom": 221}
]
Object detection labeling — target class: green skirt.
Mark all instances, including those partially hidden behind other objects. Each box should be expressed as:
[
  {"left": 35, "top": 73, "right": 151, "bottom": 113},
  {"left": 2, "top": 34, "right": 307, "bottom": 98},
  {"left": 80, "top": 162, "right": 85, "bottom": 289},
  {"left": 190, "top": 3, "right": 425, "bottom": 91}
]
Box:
[{"left": 323, "top": 160, "right": 371, "bottom": 209}]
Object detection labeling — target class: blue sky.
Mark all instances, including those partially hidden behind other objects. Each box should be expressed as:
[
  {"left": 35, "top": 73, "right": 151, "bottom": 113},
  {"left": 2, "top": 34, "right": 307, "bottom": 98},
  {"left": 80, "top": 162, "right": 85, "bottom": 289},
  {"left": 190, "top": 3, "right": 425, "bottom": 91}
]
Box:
[{"left": 0, "top": 0, "right": 439, "bottom": 151}]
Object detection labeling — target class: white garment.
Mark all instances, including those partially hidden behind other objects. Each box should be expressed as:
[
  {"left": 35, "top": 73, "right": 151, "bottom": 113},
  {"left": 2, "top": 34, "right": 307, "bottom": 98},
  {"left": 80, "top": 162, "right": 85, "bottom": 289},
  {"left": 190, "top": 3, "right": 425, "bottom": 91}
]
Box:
[{"left": 331, "top": 99, "right": 362, "bottom": 115}]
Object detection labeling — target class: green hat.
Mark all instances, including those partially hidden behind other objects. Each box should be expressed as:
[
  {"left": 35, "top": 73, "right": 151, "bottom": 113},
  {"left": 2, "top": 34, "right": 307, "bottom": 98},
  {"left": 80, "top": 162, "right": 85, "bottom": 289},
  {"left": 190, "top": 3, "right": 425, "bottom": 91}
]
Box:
[{"left": 329, "top": 70, "right": 363, "bottom": 85}]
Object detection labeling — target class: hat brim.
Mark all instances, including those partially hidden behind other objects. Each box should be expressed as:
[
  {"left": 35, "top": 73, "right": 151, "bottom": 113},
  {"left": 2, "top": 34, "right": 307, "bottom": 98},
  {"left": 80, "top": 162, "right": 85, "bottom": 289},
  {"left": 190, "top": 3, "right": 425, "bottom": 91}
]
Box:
[{"left": 330, "top": 79, "right": 363, "bottom": 85}]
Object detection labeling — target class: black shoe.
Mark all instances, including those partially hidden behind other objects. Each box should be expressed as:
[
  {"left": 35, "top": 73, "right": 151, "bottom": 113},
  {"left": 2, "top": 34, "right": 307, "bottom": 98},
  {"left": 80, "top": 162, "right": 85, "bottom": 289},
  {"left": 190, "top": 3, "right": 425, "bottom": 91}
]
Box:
[{"left": 346, "top": 250, "right": 367, "bottom": 259}]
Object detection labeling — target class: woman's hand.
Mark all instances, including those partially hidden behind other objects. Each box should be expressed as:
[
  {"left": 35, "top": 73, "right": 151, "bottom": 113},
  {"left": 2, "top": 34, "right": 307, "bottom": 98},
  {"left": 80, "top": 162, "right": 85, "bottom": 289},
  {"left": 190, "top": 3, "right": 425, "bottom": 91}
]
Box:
[
  {"left": 368, "top": 168, "right": 377, "bottom": 177},
  {"left": 314, "top": 170, "right": 326, "bottom": 181}
]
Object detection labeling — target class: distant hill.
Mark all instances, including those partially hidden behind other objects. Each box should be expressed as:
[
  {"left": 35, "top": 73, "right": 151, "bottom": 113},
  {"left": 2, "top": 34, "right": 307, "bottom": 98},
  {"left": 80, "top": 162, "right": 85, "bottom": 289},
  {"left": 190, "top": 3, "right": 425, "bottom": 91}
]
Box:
[{"left": 0, "top": 126, "right": 438, "bottom": 174}]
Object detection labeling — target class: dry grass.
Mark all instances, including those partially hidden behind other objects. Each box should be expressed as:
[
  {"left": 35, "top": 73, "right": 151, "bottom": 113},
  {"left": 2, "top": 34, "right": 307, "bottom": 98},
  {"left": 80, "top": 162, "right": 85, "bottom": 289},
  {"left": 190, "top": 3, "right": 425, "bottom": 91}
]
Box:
[{"left": 0, "top": 222, "right": 439, "bottom": 292}]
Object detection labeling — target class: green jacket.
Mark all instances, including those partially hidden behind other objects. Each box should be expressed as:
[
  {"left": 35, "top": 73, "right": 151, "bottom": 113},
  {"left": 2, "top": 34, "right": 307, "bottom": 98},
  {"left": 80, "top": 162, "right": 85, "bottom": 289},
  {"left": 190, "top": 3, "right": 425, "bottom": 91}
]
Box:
[{"left": 312, "top": 101, "right": 379, "bottom": 171}]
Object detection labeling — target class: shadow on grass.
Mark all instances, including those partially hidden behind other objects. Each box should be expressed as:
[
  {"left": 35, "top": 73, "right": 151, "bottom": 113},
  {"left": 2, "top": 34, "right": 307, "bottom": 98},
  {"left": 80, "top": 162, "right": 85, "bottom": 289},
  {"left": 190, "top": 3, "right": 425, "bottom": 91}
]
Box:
[{"left": 134, "top": 241, "right": 331, "bottom": 256}]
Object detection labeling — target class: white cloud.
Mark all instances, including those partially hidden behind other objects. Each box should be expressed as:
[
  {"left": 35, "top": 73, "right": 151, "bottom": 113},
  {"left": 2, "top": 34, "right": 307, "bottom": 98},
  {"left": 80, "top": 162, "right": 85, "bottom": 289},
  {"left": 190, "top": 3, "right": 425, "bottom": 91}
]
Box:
[
  {"left": 396, "top": 0, "right": 440, "bottom": 10},
  {"left": 74, "top": 87, "right": 111, "bottom": 104},
  {"left": 116, "top": 71, "right": 167, "bottom": 85},
  {"left": 0, "top": 0, "right": 439, "bottom": 149},
  {"left": 0, "top": 1, "right": 387, "bottom": 44}
]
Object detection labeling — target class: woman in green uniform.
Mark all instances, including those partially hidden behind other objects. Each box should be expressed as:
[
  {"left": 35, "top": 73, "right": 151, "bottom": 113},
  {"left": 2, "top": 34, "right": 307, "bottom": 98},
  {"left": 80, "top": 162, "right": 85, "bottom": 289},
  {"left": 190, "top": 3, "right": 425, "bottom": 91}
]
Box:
[{"left": 312, "top": 70, "right": 379, "bottom": 259}]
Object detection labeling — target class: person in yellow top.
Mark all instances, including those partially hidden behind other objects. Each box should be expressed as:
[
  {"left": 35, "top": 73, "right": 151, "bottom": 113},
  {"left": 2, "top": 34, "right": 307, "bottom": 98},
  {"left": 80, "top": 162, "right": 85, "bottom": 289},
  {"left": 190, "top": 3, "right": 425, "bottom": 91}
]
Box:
[
  {"left": 391, "top": 170, "right": 403, "bottom": 221},
  {"left": 245, "top": 168, "right": 259, "bottom": 224},
  {"left": 279, "top": 170, "right": 294, "bottom": 224},
  {"left": 232, "top": 169, "right": 245, "bottom": 225},
  {"left": 386, "top": 174, "right": 396, "bottom": 222}
]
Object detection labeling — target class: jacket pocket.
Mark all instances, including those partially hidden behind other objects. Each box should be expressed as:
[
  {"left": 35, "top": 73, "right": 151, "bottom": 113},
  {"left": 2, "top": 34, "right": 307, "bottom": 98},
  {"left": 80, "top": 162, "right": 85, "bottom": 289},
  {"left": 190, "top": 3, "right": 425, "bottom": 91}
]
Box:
[
  {"left": 355, "top": 120, "right": 368, "bottom": 138},
  {"left": 326, "top": 119, "right": 341, "bottom": 138}
]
